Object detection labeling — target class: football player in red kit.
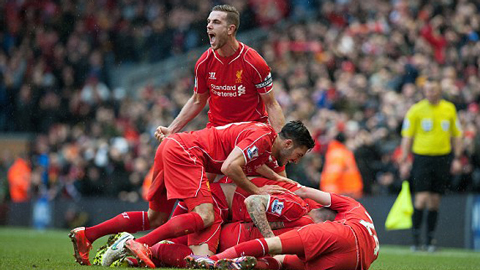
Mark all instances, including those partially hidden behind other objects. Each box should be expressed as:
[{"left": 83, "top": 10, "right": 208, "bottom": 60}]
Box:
[
  {"left": 154, "top": 4, "right": 288, "bottom": 179},
  {"left": 69, "top": 121, "right": 315, "bottom": 267},
  {"left": 155, "top": 5, "right": 285, "bottom": 142},
  {"left": 192, "top": 187, "right": 379, "bottom": 270}
]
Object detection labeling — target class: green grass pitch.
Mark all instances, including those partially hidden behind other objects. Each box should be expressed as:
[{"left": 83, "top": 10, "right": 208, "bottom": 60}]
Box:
[{"left": 1, "top": 227, "right": 479, "bottom": 270}]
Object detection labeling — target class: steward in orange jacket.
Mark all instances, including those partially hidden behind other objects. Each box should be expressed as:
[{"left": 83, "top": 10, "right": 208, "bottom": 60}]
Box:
[{"left": 320, "top": 136, "right": 363, "bottom": 199}]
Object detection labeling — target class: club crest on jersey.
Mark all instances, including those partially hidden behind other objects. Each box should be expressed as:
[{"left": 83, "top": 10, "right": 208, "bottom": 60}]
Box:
[
  {"left": 236, "top": 69, "right": 243, "bottom": 83},
  {"left": 271, "top": 199, "right": 284, "bottom": 215},
  {"left": 247, "top": 146, "right": 259, "bottom": 160},
  {"left": 209, "top": 72, "right": 216, "bottom": 80}
]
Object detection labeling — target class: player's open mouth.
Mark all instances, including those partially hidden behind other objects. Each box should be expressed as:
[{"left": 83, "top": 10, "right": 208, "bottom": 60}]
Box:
[{"left": 209, "top": 33, "right": 216, "bottom": 45}]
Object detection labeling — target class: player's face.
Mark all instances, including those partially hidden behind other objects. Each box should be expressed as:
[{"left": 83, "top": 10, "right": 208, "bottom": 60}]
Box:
[
  {"left": 207, "top": 11, "right": 230, "bottom": 50},
  {"left": 277, "top": 143, "right": 308, "bottom": 166}
]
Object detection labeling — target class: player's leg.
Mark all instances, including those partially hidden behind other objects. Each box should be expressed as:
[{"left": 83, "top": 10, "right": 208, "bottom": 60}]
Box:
[
  {"left": 187, "top": 209, "right": 223, "bottom": 256},
  {"left": 69, "top": 143, "right": 169, "bottom": 266},
  {"left": 150, "top": 241, "right": 193, "bottom": 268},
  {"left": 183, "top": 196, "right": 226, "bottom": 269},
  {"left": 211, "top": 231, "right": 302, "bottom": 270},
  {"left": 69, "top": 210, "right": 156, "bottom": 266},
  {"left": 126, "top": 199, "right": 214, "bottom": 268}
]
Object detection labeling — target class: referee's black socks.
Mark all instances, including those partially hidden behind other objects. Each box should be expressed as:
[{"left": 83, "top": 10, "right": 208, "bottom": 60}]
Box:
[
  {"left": 412, "top": 208, "right": 423, "bottom": 246},
  {"left": 426, "top": 210, "right": 439, "bottom": 246}
]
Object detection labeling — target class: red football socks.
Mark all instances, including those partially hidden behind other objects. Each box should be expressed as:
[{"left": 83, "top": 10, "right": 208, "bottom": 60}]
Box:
[
  {"left": 85, "top": 211, "right": 150, "bottom": 243},
  {"left": 211, "top": 238, "right": 269, "bottom": 261},
  {"left": 136, "top": 212, "right": 204, "bottom": 246},
  {"left": 151, "top": 242, "right": 193, "bottom": 268}
]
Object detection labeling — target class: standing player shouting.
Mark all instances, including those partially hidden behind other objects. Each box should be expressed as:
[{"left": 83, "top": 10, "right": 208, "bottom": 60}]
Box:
[{"left": 155, "top": 4, "right": 285, "bottom": 140}]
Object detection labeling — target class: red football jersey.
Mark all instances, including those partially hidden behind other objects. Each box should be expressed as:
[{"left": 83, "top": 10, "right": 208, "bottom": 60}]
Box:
[
  {"left": 173, "top": 122, "right": 276, "bottom": 175},
  {"left": 231, "top": 177, "right": 311, "bottom": 223},
  {"left": 329, "top": 194, "right": 380, "bottom": 270},
  {"left": 194, "top": 43, "right": 273, "bottom": 127}
]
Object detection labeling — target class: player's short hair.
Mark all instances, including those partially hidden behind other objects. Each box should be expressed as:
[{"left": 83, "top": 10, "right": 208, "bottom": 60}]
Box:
[
  {"left": 310, "top": 207, "right": 337, "bottom": 222},
  {"left": 212, "top": 4, "right": 240, "bottom": 34},
  {"left": 279, "top": 121, "right": 316, "bottom": 150}
]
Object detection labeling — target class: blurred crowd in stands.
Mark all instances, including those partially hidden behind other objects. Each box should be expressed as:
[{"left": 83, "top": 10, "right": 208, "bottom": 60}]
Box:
[{"left": 1, "top": 0, "right": 480, "bottom": 205}]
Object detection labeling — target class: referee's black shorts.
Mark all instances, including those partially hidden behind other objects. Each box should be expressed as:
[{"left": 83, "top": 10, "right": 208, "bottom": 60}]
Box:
[{"left": 410, "top": 154, "right": 452, "bottom": 194}]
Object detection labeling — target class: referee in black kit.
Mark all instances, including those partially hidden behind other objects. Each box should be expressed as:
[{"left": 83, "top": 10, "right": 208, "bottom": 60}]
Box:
[{"left": 399, "top": 78, "right": 463, "bottom": 252}]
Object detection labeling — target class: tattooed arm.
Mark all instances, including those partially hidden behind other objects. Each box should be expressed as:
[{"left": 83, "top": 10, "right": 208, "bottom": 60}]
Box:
[
  {"left": 268, "top": 221, "right": 285, "bottom": 230},
  {"left": 244, "top": 195, "right": 275, "bottom": 238}
]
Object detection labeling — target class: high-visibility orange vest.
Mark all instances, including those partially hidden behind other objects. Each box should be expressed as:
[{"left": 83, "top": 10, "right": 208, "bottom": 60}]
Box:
[
  {"left": 7, "top": 158, "right": 31, "bottom": 202},
  {"left": 320, "top": 140, "right": 363, "bottom": 198}
]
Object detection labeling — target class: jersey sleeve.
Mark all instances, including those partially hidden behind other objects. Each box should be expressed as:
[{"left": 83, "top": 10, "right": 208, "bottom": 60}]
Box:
[
  {"left": 401, "top": 107, "right": 416, "bottom": 138},
  {"left": 236, "top": 128, "right": 274, "bottom": 165},
  {"left": 246, "top": 50, "right": 273, "bottom": 94},
  {"left": 328, "top": 193, "right": 359, "bottom": 213},
  {"left": 193, "top": 50, "right": 210, "bottom": 95},
  {"left": 450, "top": 105, "right": 462, "bottom": 137}
]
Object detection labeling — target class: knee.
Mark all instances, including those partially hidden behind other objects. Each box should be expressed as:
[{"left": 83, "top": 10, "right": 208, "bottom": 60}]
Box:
[
  {"left": 148, "top": 210, "right": 167, "bottom": 228},
  {"left": 193, "top": 205, "right": 215, "bottom": 228},
  {"left": 198, "top": 211, "right": 215, "bottom": 227}
]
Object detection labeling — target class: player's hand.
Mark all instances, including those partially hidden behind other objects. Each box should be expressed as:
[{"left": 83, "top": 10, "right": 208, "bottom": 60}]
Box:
[
  {"left": 257, "top": 185, "right": 287, "bottom": 195},
  {"left": 276, "top": 176, "right": 298, "bottom": 185},
  {"left": 154, "top": 126, "right": 172, "bottom": 142}
]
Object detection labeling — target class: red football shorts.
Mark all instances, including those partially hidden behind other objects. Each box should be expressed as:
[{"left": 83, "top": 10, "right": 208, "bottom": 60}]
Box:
[
  {"left": 187, "top": 184, "right": 229, "bottom": 253},
  {"left": 147, "top": 136, "right": 212, "bottom": 213},
  {"left": 294, "top": 222, "right": 358, "bottom": 270}
]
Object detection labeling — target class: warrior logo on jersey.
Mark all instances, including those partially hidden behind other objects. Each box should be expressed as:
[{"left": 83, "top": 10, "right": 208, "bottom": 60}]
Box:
[
  {"left": 209, "top": 72, "right": 216, "bottom": 80},
  {"left": 247, "top": 146, "right": 259, "bottom": 160},
  {"left": 271, "top": 199, "right": 284, "bottom": 215},
  {"left": 236, "top": 69, "right": 243, "bottom": 83}
]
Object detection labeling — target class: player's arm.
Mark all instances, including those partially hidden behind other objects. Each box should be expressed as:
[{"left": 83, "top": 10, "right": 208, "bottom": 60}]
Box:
[
  {"left": 244, "top": 195, "right": 275, "bottom": 238},
  {"left": 170, "top": 92, "right": 209, "bottom": 133},
  {"left": 222, "top": 148, "right": 286, "bottom": 195},
  {"left": 154, "top": 92, "right": 209, "bottom": 142},
  {"left": 221, "top": 147, "right": 263, "bottom": 195},
  {"left": 294, "top": 186, "right": 332, "bottom": 207},
  {"left": 255, "top": 164, "right": 295, "bottom": 184},
  {"left": 261, "top": 91, "right": 285, "bottom": 133}
]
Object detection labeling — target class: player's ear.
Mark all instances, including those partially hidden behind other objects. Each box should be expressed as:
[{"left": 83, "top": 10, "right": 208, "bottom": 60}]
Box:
[
  {"left": 284, "top": 139, "right": 294, "bottom": 149},
  {"left": 227, "top": 24, "right": 236, "bottom": 36}
]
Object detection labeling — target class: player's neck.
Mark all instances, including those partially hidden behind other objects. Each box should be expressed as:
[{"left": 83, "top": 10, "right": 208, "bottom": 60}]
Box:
[
  {"left": 271, "top": 138, "right": 282, "bottom": 161},
  {"left": 216, "top": 39, "right": 240, "bottom": 57}
]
